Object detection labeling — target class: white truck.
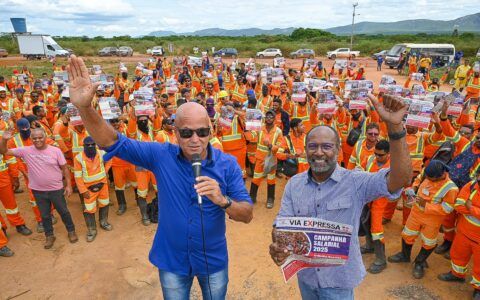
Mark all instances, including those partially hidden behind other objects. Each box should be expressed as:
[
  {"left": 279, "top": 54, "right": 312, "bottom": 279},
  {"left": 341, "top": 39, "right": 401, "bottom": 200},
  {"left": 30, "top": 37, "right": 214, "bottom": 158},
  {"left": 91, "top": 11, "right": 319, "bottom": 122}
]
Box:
[
  {"left": 327, "top": 48, "right": 360, "bottom": 59},
  {"left": 16, "top": 34, "right": 69, "bottom": 59}
]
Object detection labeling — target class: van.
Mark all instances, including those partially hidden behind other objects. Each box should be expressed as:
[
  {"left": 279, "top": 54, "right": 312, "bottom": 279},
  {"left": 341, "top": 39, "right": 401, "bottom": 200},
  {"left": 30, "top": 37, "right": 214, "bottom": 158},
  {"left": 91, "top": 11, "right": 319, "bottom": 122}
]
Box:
[{"left": 385, "top": 43, "right": 455, "bottom": 68}]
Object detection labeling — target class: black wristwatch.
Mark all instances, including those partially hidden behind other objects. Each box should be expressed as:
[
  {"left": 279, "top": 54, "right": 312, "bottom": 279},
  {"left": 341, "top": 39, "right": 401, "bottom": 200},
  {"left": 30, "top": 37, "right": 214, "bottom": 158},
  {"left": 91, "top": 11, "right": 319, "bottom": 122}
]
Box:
[
  {"left": 388, "top": 129, "right": 407, "bottom": 140},
  {"left": 220, "top": 196, "right": 233, "bottom": 210}
]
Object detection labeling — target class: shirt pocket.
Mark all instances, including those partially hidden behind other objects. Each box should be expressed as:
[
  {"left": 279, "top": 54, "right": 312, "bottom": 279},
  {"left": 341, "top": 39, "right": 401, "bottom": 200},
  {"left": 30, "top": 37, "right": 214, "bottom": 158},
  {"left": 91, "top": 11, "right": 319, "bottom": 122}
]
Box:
[
  {"left": 326, "top": 197, "right": 354, "bottom": 221},
  {"left": 292, "top": 196, "right": 314, "bottom": 217}
]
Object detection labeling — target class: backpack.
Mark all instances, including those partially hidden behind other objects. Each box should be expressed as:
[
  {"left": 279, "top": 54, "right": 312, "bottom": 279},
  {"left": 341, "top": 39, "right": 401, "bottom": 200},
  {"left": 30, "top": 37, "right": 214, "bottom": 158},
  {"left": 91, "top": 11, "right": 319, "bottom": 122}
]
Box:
[
  {"left": 147, "top": 197, "right": 159, "bottom": 223},
  {"left": 281, "top": 136, "right": 299, "bottom": 177},
  {"left": 431, "top": 140, "right": 455, "bottom": 165},
  {"left": 346, "top": 118, "right": 365, "bottom": 147},
  {"left": 448, "top": 145, "right": 480, "bottom": 188}
]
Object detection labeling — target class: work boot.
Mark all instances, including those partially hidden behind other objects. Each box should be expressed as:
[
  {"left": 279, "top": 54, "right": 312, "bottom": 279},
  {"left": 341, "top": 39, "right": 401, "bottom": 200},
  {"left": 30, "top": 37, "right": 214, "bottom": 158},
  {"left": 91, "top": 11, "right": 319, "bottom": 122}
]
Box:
[
  {"left": 68, "top": 231, "right": 79, "bottom": 243},
  {"left": 16, "top": 225, "right": 32, "bottom": 236},
  {"left": 360, "top": 233, "right": 374, "bottom": 254},
  {"left": 83, "top": 213, "right": 97, "bottom": 242},
  {"left": 44, "top": 235, "right": 56, "bottom": 249},
  {"left": 412, "top": 247, "right": 435, "bottom": 279},
  {"left": 115, "top": 190, "right": 127, "bottom": 215},
  {"left": 266, "top": 184, "right": 275, "bottom": 209},
  {"left": 37, "top": 222, "right": 44, "bottom": 233},
  {"left": 0, "top": 246, "right": 14, "bottom": 257},
  {"left": 435, "top": 240, "right": 452, "bottom": 254},
  {"left": 473, "top": 289, "right": 480, "bottom": 300},
  {"left": 137, "top": 198, "right": 150, "bottom": 226},
  {"left": 99, "top": 206, "right": 113, "bottom": 231},
  {"left": 438, "top": 271, "right": 465, "bottom": 282},
  {"left": 368, "top": 240, "right": 387, "bottom": 274},
  {"left": 388, "top": 239, "right": 413, "bottom": 263},
  {"left": 249, "top": 182, "right": 259, "bottom": 204}
]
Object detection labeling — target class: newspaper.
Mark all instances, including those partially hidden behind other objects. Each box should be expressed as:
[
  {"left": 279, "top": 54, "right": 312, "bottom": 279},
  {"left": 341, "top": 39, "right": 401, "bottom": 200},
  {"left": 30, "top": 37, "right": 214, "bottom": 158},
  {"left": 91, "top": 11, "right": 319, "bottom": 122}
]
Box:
[
  {"left": 245, "top": 109, "right": 263, "bottom": 131},
  {"left": 218, "top": 106, "right": 235, "bottom": 129},
  {"left": 98, "top": 97, "right": 121, "bottom": 120},
  {"left": 275, "top": 217, "right": 353, "bottom": 282},
  {"left": 334, "top": 59, "right": 347, "bottom": 69},
  {"left": 66, "top": 103, "right": 82, "bottom": 126},
  {"left": 378, "top": 75, "right": 395, "bottom": 92},
  {"left": 272, "top": 68, "right": 285, "bottom": 84},
  {"left": 261, "top": 68, "right": 273, "bottom": 84},
  {"left": 214, "top": 56, "right": 222, "bottom": 65},
  {"left": 316, "top": 90, "right": 337, "bottom": 114},
  {"left": 405, "top": 99, "right": 434, "bottom": 129},
  {"left": 188, "top": 56, "right": 203, "bottom": 67},
  {"left": 445, "top": 91, "right": 465, "bottom": 117},
  {"left": 344, "top": 80, "right": 374, "bottom": 92},
  {"left": 305, "top": 78, "right": 327, "bottom": 92},
  {"left": 411, "top": 84, "right": 426, "bottom": 99},
  {"left": 133, "top": 88, "right": 155, "bottom": 117},
  {"left": 1, "top": 110, "right": 11, "bottom": 122},
  {"left": 53, "top": 71, "right": 68, "bottom": 85},
  {"left": 292, "top": 82, "right": 307, "bottom": 102},
  {"left": 92, "top": 65, "right": 102, "bottom": 75},
  {"left": 165, "top": 79, "right": 178, "bottom": 94},
  {"left": 305, "top": 59, "right": 317, "bottom": 68},
  {"left": 273, "top": 57, "right": 285, "bottom": 68},
  {"left": 384, "top": 85, "right": 404, "bottom": 97}
]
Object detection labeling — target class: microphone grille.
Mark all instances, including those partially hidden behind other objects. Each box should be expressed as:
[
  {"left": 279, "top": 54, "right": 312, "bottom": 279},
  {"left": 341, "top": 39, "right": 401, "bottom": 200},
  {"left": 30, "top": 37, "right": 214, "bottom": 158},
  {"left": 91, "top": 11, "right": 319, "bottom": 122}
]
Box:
[{"left": 192, "top": 153, "right": 202, "bottom": 163}]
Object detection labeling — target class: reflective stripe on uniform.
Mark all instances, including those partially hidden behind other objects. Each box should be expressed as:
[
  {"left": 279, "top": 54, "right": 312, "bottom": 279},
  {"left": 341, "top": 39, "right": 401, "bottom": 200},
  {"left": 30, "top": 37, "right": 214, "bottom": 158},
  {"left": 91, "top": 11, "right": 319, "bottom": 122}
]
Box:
[
  {"left": 221, "top": 117, "right": 242, "bottom": 142},
  {"left": 420, "top": 233, "right": 437, "bottom": 246},
  {"left": 98, "top": 198, "right": 109, "bottom": 206},
  {"left": 432, "top": 180, "right": 457, "bottom": 204},
  {"left": 84, "top": 201, "right": 96, "bottom": 211},
  {"left": 471, "top": 275, "right": 480, "bottom": 288},
  {"left": 441, "top": 202, "right": 454, "bottom": 214},
  {"left": 451, "top": 262, "right": 467, "bottom": 275},
  {"left": 371, "top": 232, "right": 384, "bottom": 241},
  {"left": 5, "top": 207, "right": 19, "bottom": 215},
  {"left": 402, "top": 226, "right": 419, "bottom": 236},
  {"left": 75, "top": 153, "right": 106, "bottom": 183}
]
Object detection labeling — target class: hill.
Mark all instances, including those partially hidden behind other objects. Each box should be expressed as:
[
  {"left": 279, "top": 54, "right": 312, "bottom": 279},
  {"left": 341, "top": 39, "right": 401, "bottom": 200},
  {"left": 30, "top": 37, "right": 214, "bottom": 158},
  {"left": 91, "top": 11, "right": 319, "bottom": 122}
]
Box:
[{"left": 147, "top": 27, "right": 296, "bottom": 37}]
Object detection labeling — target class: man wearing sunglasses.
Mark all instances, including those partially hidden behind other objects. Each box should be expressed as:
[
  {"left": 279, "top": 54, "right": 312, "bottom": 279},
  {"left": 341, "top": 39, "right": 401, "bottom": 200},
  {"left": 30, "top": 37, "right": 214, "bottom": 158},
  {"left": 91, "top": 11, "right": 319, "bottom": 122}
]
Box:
[
  {"left": 347, "top": 123, "right": 380, "bottom": 170},
  {"left": 270, "top": 94, "right": 412, "bottom": 299},
  {"left": 155, "top": 117, "right": 177, "bottom": 145},
  {"left": 67, "top": 55, "right": 253, "bottom": 300}
]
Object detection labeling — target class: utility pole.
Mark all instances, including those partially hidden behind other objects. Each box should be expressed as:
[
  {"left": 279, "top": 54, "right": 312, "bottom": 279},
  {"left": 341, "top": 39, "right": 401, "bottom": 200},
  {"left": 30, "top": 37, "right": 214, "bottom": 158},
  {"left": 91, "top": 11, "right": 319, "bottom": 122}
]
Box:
[{"left": 350, "top": 2, "right": 359, "bottom": 50}]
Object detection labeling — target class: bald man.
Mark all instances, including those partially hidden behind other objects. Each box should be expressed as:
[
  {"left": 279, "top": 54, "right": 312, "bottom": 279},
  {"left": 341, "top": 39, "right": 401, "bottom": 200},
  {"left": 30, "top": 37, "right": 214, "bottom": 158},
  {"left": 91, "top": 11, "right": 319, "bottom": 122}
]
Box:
[{"left": 67, "top": 55, "right": 253, "bottom": 299}]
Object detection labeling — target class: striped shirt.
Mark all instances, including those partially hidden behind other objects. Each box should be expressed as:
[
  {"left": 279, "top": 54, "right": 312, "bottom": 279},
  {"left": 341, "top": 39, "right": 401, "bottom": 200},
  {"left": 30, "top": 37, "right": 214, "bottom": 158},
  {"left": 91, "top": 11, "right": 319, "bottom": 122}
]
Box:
[{"left": 275, "top": 165, "right": 402, "bottom": 289}]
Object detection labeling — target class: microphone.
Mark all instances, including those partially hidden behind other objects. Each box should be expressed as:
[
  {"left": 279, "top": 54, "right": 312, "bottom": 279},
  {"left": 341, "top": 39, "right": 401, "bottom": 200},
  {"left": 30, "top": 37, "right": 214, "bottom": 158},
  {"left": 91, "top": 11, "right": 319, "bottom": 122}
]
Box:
[{"left": 192, "top": 153, "right": 202, "bottom": 204}]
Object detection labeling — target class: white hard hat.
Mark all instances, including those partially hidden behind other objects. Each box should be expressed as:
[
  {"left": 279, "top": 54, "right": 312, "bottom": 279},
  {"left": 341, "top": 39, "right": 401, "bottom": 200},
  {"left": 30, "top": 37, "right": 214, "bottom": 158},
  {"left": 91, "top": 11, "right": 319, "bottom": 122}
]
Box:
[{"left": 0, "top": 86, "right": 6, "bottom": 92}]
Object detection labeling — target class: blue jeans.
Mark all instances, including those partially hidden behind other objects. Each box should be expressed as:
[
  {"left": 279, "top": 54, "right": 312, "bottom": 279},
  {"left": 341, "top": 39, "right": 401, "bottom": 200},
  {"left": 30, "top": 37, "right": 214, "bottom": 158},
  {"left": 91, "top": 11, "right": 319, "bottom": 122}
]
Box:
[
  {"left": 159, "top": 268, "right": 228, "bottom": 300},
  {"left": 298, "top": 278, "right": 354, "bottom": 300}
]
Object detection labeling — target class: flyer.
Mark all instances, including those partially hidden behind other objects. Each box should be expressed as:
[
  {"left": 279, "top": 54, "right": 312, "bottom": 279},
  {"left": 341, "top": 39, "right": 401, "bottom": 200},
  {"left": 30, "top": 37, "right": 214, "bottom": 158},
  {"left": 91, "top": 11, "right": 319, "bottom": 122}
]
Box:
[
  {"left": 385, "top": 85, "right": 404, "bottom": 97},
  {"left": 411, "top": 73, "right": 424, "bottom": 81},
  {"left": 275, "top": 217, "right": 353, "bottom": 282},
  {"left": 317, "top": 90, "right": 337, "bottom": 114},
  {"left": 378, "top": 75, "right": 395, "bottom": 92},
  {"left": 98, "top": 97, "right": 121, "bottom": 120},
  {"left": 218, "top": 106, "right": 234, "bottom": 129},
  {"left": 273, "top": 57, "right": 285, "bottom": 68},
  {"left": 66, "top": 103, "right": 83, "bottom": 126},
  {"left": 165, "top": 79, "right": 178, "bottom": 94},
  {"left": 334, "top": 59, "right": 347, "bottom": 69},
  {"left": 261, "top": 68, "right": 273, "bottom": 84},
  {"left": 445, "top": 91, "right": 465, "bottom": 117},
  {"left": 1, "top": 110, "right": 11, "bottom": 122},
  {"left": 305, "top": 59, "right": 317, "bottom": 68},
  {"left": 344, "top": 80, "right": 373, "bottom": 92},
  {"left": 292, "top": 82, "right": 307, "bottom": 102},
  {"left": 411, "top": 84, "right": 426, "bottom": 99},
  {"left": 133, "top": 88, "right": 155, "bottom": 116},
  {"left": 245, "top": 109, "right": 263, "bottom": 131},
  {"left": 53, "top": 71, "right": 69, "bottom": 84},
  {"left": 188, "top": 56, "right": 203, "bottom": 67},
  {"left": 214, "top": 56, "right": 222, "bottom": 65},
  {"left": 305, "top": 78, "right": 327, "bottom": 92},
  {"left": 272, "top": 68, "right": 285, "bottom": 84},
  {"left": 92, "top": 65, "right": 102, "bottom": 75},
  {"left": 405, "top": 99, "right": 434, "bottom": 129}
]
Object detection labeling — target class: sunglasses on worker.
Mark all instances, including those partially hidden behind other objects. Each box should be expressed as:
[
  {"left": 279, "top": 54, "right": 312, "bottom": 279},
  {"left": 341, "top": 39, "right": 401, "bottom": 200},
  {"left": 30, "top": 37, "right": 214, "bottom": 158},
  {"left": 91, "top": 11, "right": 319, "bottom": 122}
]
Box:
[
  {"left": 177, "top": 127, "right": 210, "bottom": 139},
  {"left": 374, "top": 152, "right": 387, "bottom": 157},
  {"left": 306, "top": 142, "right": 335, "bottom": 152},
  {"left": 366, "top": 132, "right": 379, "bottom": 137}
]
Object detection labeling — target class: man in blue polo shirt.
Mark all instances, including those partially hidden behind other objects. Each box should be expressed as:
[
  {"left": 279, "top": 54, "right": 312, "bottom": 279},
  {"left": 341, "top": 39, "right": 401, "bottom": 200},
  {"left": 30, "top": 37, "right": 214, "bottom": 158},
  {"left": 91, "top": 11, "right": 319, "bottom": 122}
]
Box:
[{"left": 67, "top": 55, "right": 253, "bottom": 300}]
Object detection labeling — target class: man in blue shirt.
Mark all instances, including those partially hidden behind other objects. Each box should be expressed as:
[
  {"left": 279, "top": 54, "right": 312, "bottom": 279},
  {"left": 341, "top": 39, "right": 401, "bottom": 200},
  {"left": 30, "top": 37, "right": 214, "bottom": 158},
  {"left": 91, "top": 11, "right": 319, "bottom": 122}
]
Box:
[
  {"left": 270, "top": 94, "right": 412, "bottom": 300},
  {"left": 67, "top": 55, "right": 253, "bottom": 300}
]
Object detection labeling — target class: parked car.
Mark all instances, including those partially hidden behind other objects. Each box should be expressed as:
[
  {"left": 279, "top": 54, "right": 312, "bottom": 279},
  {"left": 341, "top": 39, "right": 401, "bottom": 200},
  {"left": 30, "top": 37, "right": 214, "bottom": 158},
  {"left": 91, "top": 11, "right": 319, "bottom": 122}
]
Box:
[
  {"left": 98, "top": 47, "right": 118, "bottom": 56},
  {"left": 146, "top": 46, "right": 164, "bottom": 56},
  {"left": 326, "top": 48, "right": 360, "bottom": 59},
  {"left": 371, "top": 50, "right": 388, "bottom": 60},
  {"left": 256, "top": 48, "right": 282, "bottom": 58},
  {"left": 0, "top": 48, "right": 8, "bottom": 57},
  {"left": 213, "top": 48, "right": 238, "bottom": 58},
  {"left": 289, "top": 49, "right": 315, "bottom": 59},
  {"left": 117, "top": 46, "right": 133, "bottom": 56}
]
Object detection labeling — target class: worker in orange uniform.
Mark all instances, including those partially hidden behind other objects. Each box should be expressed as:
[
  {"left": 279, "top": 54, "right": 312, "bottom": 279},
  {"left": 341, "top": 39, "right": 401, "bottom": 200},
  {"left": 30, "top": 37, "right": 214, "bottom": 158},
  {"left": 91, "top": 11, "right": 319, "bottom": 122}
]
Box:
[
  {"left": 0, "top": 214, "right": 14, "bottom": 257},
  {"left": 7, "top": 118, "right": 56, "bottom": 232},
  {"left": 408, "top": 54, "right": 418, "bottom": 74},
  {"left": 388, "top": 160, "right": 458, "bottom": 279},
  {"left": 155, "top": 117, "right": 177, "bottom": 144},
  {"left": 108, "top": 118, "right": 137, "bottom": 215},
  {"left": 0, "top": 152, "right": 32, "bottom": 235},
  {"left": 230, "top": 75, "right": 248, "bottom": 103},
  {"left": 249, "top": 110, "right": 284, "bottom": 208},
  {"left": 289, "top": 95, "right": 315, "bottom": 132},
  {"left": 347, "top": 123, "right": 380, "bottom": 170},
  {"left": 359, "top": 140, "right": 391, "bottom": 274},
  {"left": 0, "top": 86, "right": 21, "bottom": 122},
  {"left": 438, "top": 173, "right": 480, "bottom": 300},
  {"left": 74, "top": 137, "right": 112, "bottom": 242},
  {"left": 127, "top": 109, "right": 158, "bottom": 226},
  {"left": 277, "top": 118, "right": 308, "bottom": 176},
  {"left": 465, "top": 70, "right": 480, "bottom": 101},
  {"left": 114, "top": 72, "right": 131, "bottom": 110}
]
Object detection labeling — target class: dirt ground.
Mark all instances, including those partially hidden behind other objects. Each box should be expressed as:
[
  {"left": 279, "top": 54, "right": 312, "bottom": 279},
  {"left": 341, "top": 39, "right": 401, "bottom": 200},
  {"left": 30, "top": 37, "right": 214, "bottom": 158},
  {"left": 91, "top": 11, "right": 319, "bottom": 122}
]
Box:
[{"left": 0, "top": 56, "right": 471, "bottom": 299}]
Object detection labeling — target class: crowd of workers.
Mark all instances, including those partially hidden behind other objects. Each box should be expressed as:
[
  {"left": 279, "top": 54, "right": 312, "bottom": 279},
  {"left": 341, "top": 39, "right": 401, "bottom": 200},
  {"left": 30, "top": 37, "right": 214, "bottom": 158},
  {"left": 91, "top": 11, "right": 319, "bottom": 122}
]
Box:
[{"left": 0, "top": 52, "right": 479, "bottom": 298}]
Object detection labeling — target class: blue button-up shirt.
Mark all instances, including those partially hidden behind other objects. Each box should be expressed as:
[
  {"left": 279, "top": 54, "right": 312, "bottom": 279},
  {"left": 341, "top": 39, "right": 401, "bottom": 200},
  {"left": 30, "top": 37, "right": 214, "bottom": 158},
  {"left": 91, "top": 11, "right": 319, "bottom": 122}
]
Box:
[
  {"left": 275, "top": 165, "right": 402, "bottom": 289},
  {"left": 104, "top": 134, "right": 251, "bottom": 276}
]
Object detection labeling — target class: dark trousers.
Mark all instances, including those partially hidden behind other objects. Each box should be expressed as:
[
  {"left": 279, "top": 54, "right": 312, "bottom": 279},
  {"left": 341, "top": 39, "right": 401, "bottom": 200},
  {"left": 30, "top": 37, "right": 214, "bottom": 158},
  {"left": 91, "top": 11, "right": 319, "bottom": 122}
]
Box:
[{"left": 32, "top": 189, "right": 75, "bottom": 237}]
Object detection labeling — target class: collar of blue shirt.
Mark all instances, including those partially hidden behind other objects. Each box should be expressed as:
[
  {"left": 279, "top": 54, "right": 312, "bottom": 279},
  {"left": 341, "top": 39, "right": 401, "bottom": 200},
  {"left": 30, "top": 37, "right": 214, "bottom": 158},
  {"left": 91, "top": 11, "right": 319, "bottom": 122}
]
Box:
[
  {"left": 306, "top": 164, "right": 343, "bottom": 185},
  {"left": 174, "top": 142, "right": 216, "bottom": 167}
]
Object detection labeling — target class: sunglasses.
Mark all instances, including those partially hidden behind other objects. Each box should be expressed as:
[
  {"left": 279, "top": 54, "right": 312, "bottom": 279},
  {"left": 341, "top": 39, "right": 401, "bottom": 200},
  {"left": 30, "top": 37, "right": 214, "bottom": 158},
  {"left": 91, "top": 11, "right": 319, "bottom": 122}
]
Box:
[
  {"left": 178, "top": 127, "right": 210, "bottom": 138},
  {"left": 110, "top": 119, "right": 120, "bottom": 123},
  {"left": 306, "top": 142, "right": 335, "bottom": 152},
  {"left": 265, "top": 115, "right": 275, "bottom": 119},
  {"left": 165, "top": 119, "right": 175, "bottom": 125},
  {"left": 374, "top": 152, "right": 387, "bottom": 157},
  {"left": 367, "top": 132, "right": 379, "bottom": 137}
]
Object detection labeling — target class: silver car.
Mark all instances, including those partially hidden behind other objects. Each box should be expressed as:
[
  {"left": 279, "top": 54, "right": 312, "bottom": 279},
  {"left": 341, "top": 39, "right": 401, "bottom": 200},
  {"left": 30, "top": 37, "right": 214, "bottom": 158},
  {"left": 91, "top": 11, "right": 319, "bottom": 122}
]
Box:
[{"left": 117, "top": 46, "right": 133, "bottom": 56}]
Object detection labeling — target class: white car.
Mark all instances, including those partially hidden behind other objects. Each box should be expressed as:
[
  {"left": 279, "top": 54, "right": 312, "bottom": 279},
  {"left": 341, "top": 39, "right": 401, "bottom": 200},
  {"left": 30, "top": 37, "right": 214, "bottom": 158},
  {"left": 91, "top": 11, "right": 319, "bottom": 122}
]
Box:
[
  {"left": 256, "top": 48, "right": 282, "bottom": 58},
  {"left": 147, "top": 46, "right": 164, "bottom": 56}
]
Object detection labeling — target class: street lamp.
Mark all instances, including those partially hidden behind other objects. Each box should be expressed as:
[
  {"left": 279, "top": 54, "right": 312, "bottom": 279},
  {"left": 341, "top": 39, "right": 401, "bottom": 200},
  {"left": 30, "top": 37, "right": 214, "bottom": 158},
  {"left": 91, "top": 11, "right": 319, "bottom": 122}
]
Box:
[{"left": 350, "top": 2, "right": 359, "bottom": 50}]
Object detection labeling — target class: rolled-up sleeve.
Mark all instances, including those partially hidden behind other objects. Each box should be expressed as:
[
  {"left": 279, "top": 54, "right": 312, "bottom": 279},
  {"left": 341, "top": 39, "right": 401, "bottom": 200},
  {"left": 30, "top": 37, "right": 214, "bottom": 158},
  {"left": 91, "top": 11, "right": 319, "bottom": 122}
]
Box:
[
  {"left": 102, "top": 133, "right": 164, "bottom": 171},
  {"left": 355, "top": 168, "right": 403, "bottom": 205}
]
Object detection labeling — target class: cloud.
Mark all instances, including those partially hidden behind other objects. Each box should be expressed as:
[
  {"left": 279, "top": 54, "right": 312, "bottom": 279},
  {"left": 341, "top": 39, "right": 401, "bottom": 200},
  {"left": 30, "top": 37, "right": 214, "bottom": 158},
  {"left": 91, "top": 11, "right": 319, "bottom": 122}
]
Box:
[{"left": 0, "top": 0, "right": 477, "bottom": 37}]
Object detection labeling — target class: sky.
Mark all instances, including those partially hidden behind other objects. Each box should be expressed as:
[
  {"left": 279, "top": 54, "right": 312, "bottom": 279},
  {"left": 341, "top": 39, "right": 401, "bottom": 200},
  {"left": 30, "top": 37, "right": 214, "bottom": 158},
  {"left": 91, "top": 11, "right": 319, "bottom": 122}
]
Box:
[{"left": 0, "top": 0, "right": 478, "bottom": 37}]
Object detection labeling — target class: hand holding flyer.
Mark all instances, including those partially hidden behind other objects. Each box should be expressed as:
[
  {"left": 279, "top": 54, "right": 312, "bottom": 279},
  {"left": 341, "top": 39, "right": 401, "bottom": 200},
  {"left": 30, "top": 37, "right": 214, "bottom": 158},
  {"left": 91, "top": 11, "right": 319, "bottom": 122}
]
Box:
[
  {"left": 98, "top": 97, "right": 121, "bottom": 120},
  {"left": 67, "top": 103, "right": 83, "bottom": 126},
  {"left": 245, "top": 109, "right": 263, "bottom": 131},
  {"left": 292, "top": 82, "right": 307, "bottom": 102},
  {"left": 274, "top": 217, "right": 353, "bottom": 282},
  {"left": 405, "top": 99, "right": 434, "bottom": 129},
  {"left": 316, "top": 90, "right": 337, "bottom": 114}
]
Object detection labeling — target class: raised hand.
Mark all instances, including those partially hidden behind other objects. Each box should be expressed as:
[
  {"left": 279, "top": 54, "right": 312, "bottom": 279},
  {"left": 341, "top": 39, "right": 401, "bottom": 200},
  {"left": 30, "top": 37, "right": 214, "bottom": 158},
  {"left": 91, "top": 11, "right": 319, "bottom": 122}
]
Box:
[
  {"left": 1, "top": 128, "right": 14, "bottom": 140},
  {"left": 67, "top": 55, "right": 100, "bottom": 109},
  {"left": 368, "top": 93, "right": 407, "bottom": 125}
]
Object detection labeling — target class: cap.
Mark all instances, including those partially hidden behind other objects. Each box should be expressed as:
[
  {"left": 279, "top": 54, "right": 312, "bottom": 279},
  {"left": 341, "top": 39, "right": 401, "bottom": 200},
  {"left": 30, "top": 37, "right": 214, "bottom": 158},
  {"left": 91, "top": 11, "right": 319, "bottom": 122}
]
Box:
[
  {"left": 218, "top": 90, "right": 229, "bottom": 98},
  {"left": 83, "top": 136, "right": 95, "bottom": 144},
  {"left": 16, "top": 118, "right": 30, "bottom": 129},
  {"left": 265, "top": 109, "right": 275, "bottom": 117},
  {"left": 425, "top": 160, "right": 449, "bottom": 178}
]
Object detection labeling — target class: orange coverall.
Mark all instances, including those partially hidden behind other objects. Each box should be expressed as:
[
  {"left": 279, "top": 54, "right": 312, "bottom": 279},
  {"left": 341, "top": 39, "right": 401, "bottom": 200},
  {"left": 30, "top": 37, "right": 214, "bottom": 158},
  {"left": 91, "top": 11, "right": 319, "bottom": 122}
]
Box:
[
  {"left": 252, "top": 125, "right": 284, "bottom": 186},
  {"left": 0, "top": 153, "right": 27, "bottom": 227}
]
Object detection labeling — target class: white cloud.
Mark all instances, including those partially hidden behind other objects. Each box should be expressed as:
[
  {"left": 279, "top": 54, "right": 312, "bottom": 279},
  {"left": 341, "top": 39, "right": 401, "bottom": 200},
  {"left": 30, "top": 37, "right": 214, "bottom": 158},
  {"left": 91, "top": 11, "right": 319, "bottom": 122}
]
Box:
[{"left": 0, "top": 0, "right": 477, "bottom": 36}]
